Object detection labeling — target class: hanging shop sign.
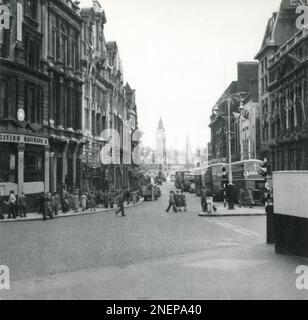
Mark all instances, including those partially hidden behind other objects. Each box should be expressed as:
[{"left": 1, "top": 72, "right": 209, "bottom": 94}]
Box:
[{"left": 0, "top": 133, "right": 49, "bottom": 146}]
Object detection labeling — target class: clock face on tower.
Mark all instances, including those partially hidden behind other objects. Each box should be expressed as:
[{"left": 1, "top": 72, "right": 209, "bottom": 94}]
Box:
[{"left": 17, "top": 108, "right": 25, "bottom": 122}]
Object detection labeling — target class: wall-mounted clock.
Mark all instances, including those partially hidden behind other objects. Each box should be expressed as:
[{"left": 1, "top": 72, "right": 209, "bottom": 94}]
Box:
[{"left": 17, "top": 108, "right": 25, "bottom": 122}]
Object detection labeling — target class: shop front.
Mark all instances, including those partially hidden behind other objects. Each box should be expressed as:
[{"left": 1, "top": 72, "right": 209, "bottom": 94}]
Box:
[{"left": 0, "top": 132, "right": 49, "bottom": 210}]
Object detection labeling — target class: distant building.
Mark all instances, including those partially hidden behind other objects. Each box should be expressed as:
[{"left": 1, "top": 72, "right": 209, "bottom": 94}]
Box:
[
  {"left": 155, "top": 118, "right": 166, "bottom": 165},
  {"left": 209, "top": 62, "right": 259, "bottom": 164}
]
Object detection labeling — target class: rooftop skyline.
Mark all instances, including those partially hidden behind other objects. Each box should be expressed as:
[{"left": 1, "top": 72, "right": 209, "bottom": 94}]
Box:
[{"left": 80, "top": 0, "right": 282, "bottom": 150}]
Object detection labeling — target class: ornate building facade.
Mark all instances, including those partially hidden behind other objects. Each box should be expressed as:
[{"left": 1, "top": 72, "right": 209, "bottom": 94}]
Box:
[
  {"left": 47, "top": 0, "right": 84, "bottom": 193},
  {"left": 0, "top": 0, "right": 52, "bottom": 207},
  {"left": 80, "top": 1, "right": 139, "bottom": 192},
  {"left": 0, "top": 0, "right": 140, "bottom": 209},
  {"left": 255, "top": 0, "right": 308, "bottom": 170}
]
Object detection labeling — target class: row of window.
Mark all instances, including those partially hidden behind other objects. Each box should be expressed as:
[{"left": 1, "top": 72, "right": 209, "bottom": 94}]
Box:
[
  {"left": 271, "top": 148, "right": 304, "bottom": 171},
  {"left": 0, "top": 145, "right": 44, "bottom": 183},
  {"left": 261, "top": 105, "right": 304, "bottom": 141},
  {"left": 84, "top": 108, "right": 106, "bottom": 136}
]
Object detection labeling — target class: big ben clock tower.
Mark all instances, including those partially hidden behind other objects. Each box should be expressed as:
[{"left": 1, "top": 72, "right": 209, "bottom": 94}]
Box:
[{"left": 156, "top": 118, "right": 166, "bottom": 166}]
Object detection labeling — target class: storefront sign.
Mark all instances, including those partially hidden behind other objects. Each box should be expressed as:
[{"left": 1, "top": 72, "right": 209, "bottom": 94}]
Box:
[{"left": 0, "top": 133, "right": 49, "bottom": 146}]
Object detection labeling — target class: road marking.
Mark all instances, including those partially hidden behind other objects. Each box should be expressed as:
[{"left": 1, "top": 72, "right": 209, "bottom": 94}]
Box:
[{"left": 207, "top": 219, "right": 260, "bottom": 237}]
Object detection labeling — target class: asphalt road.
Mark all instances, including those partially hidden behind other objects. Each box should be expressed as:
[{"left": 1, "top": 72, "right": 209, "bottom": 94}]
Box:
[{"left": 1, "top": 183, "right": 308, "bottom": 299}]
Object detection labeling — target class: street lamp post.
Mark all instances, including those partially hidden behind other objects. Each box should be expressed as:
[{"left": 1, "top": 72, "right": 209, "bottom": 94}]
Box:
[{"left": 214, "top": 92, "right": 245, "bottom": 210}]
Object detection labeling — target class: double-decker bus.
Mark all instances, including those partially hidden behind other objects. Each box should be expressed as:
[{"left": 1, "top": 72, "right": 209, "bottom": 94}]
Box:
[
  {"left": 203, "top": 159, "right": 266, "bottom": 204},
  {"left": 204, "top": 163, "right": 228, "bottom": 201},
  {"left": 231, "top": 159, "right": 265, "bottom": 205},
  {"left": 175, "top": 170, "right": 192, "bottom": 191}
]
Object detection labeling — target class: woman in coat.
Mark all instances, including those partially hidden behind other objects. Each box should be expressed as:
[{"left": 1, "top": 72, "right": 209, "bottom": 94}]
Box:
[
  {"left": 89, "top": 193, "right": 96, "bottom": 212},
  {"left": 80, "top": 193, "right": 87, "bottom": 211},
  {"left": 73, "top": 193, "right": 79, "bottom": 212},
  {"left": 54, "top": 193, "right": 61, "bottom": 216}
]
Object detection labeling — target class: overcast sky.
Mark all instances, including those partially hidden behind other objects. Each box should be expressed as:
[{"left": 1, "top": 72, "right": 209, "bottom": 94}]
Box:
[{"left": 80, "top": 0, "right": 282, "bottom": 150}]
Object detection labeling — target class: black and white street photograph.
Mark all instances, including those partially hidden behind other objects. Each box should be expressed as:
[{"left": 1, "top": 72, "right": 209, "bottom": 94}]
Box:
[{"left": 0, "top": 0, "right": 308, "bottom": 303}]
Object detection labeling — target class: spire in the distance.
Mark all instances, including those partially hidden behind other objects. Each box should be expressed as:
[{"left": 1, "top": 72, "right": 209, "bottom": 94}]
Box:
[{"left": 157, "top": 117, "right": 165, "bottom": 131}]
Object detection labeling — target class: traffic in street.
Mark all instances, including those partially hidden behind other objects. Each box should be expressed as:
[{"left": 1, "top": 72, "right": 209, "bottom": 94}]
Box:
[{"left": 0, "top": 182, "right": 307, "bottom": 300}]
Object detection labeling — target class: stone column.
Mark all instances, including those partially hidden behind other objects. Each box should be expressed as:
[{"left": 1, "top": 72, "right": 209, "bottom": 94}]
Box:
[
  {"left": 49, "top": 71, "right": 55, "bottom": 127},
  {"left": 50, "top": 152, "right": 57, "bottom": 192},
  {"left": 72, "top": 144, "right": 78, "bottom": 191},
  {"left": 67, "top": 81, "right": 74, "bottom": 131},
  {"left": 62, "top": 142, "right": 68, "bottom": 186},
  {"left": 44, "top": 145, "right": 50, "bottom": 193},
  {"left": 57, "top": 77, "right": 64, "bottom": 130},
  {"left": 17, "top": 143, "right": 25, "bottom": 197},
  {"left": 77, "top": 86, "right": 83, "bottom": 132}
]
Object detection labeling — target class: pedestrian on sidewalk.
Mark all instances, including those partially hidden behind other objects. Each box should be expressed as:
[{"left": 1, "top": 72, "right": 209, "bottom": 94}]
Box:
[
  {"left": 62, "top": 195, "right": 70, "bottom": 214},
  {"left": 80, "top": 193, "right": 87, "bottom": 211},
  {"left": 73, "top": 192, "right": 79, "bottom": 212},
  {"left": 67, "top": 191, "right": 74, "bottom": 212},
  {"left": 243, "top": 188, "right": 254, "bottom": 208},
  {"left": 6, "top": 191, "right": 17, "bottom": 219},
  {"left": 166, "top": 191, "right": 177, "bottom": 213},
  {"left": 115, "top": 192, "right": 125, "bottom": 216},
  {"left": 201, "top": 188, "right": 207, "bottom": 213},
  {"left": 54, "top": 192, "right": 61, "bottom": 216},
  {"left": 43, "top": 192, "right": 53, "bottom": 220},
  {"left": 18, "top": 192, "right": 27, "bottom": 218},
  {"left": 180, "top": 191, "right": 187, "bottom": 212},
  {"left": 238, "top": 188, "right": 245, "bottom": 208},
  {"left": 89, "top": 193, "right": 96, "bottom": 212}
]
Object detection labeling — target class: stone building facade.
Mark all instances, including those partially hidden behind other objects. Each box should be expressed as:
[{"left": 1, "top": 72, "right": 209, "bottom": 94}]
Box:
[
  {"left": 0, "top": 0, "right": 140, "bottom": 208},
  {"left": 0, "top": 0, "right": 53, "bottom": 207},
  {"left": 255, "top": 0, "right": 298, "bottom": 162},
  {"left": 255, "top": 0, "right": 308, "bottom": 170},
  {"left": 209, "top": 62, "right": 259, "bottom": 164},
  {"left": 80, "top": 1, "right": 139, "bottom": 192},
  {"left": 47, "top": 0, "right": 84, "bottom": 193}
]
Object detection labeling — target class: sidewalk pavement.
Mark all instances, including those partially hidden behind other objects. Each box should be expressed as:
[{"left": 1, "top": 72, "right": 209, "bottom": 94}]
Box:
[
  {"left": 0, "top": 198, "right": 144, "bottom": 223},
  {"left": 198, "top": 202, "right": 266, "bottom": 217}
]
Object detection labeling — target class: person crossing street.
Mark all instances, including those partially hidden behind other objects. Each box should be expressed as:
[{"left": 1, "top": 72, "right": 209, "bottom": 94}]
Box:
[
  {"left": 115, "top": 192, "right": 126, "bottom": 217},
  {"left": 166, "top": 191, "right": 177, "bottom": 213}
]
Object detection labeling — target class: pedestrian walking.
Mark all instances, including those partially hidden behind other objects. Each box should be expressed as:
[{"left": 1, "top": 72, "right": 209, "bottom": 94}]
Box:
[
  {"left": 18, "top": 192, "right": 27, "bottom": 218},
  {"left": 6, "top": 190, "right": 17, "bottom": 219},
  {"left": 166, "top": 191, "right": 177, "bottom": 213},
  {"left": 180, "top": 191, "right": 187, "bottom": 212},
  {"left": 201, "top": 188, "right": 207, "bottom": 213},
  {"left": 115, "top": 192, "right": 125, "bottom": 216},
  {"left": 175, "top": 190, "right": 182, "bottom": 212}
]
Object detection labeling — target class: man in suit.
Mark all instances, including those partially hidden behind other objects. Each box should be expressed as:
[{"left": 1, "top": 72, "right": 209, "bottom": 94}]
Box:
[
  {"left": 115, "top": 192, "right": 125, "bottom": 217},
  {"left": 166, "top": 191, "right": 177, "bottom": 213}
]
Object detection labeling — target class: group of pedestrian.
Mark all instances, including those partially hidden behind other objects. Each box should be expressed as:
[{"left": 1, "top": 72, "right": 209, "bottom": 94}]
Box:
[
  {"left": 238, "top": 188, "right": 254, "bottom": 208},
  {"left": 166, "top": 190, "right": 187, "bottom": 213},
  {"left": 0, "top": 190, "right": 27, "bottom": 220},
  {"left": 0, "top": 187, "right": 141, "bottom": 221}
]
